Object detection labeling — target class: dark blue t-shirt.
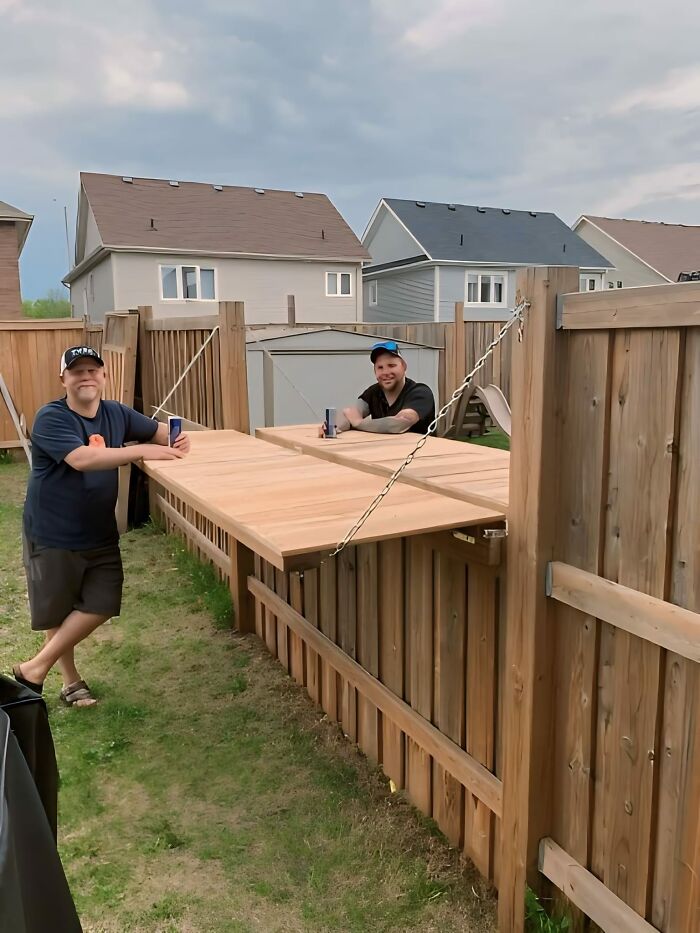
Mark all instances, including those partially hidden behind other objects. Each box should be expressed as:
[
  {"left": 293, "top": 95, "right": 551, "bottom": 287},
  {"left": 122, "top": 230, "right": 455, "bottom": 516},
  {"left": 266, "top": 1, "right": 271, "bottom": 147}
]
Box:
[{"left": 24, "top": 398, "right": 158, "bottom": 550}]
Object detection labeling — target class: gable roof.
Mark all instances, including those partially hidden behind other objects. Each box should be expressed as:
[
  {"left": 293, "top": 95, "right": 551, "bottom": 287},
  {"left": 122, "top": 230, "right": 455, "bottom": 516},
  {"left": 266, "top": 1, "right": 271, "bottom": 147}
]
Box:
[
  {"left": 373, "top": 199, "right": 611, "bottom": 269},
  {"left": 77, "top": 173, "right": 369, "bottom": 263},
  {"left": 0, "top": 199, "right": 34, "bottom": 253},
  {"left": 576, "top": 215, "right": 700, "bottom": 282}
]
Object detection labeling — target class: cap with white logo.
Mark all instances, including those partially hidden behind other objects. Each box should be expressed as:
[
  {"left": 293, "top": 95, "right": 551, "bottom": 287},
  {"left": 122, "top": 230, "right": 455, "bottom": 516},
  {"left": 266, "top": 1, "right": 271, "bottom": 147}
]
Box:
[{"left": 59, "top": 346, "right": 105, "bottom": 376}]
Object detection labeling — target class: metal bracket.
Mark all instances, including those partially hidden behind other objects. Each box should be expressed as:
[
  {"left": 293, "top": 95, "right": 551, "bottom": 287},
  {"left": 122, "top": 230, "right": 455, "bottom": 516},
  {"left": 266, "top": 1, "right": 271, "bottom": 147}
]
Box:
[{"left": 545, "top": 561, "right": 553, "bottom": 597}]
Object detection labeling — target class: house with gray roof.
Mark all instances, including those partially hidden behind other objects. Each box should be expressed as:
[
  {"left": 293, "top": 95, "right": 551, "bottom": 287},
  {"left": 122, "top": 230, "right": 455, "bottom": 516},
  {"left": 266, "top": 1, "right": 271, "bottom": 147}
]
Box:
[
  {"left": 64, "top": 173, "right": 370, "bottom": 323},
  {"left": 361, "top": 199, "right": 612, "bottom": 323}
]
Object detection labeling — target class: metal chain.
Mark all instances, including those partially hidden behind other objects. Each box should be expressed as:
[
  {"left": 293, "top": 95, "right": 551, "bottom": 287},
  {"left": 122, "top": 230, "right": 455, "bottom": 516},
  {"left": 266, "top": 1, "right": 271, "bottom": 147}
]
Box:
[{"left": 328, "top": 298, "right": 530, "bottom": 558}]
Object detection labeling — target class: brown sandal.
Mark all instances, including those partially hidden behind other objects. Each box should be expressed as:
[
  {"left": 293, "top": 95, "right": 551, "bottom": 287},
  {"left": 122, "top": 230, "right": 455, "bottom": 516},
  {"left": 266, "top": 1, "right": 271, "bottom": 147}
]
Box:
[{"left": 60, "top": 680, "right": 97, "bottom": 707}]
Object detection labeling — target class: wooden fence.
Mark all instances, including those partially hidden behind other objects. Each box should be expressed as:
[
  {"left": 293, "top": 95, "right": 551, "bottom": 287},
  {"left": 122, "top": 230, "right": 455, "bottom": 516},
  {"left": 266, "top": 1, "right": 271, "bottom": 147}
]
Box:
[
  {"left": 150, "top": 271, "right": 700, "bottom": 933},
  {"left": 499, "top": 270, "right": 700, "bottom": 932},
  {"left": 0, "top": 318, "right": 85, "bottom": 446}
]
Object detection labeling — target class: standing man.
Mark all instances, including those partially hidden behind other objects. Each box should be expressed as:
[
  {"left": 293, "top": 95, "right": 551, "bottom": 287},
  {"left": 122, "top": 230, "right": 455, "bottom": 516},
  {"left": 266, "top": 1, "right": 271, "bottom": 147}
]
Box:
[
  {"left": 13, "top": 345, "right": 189, "bottom": 707},
  {"left": 320, "top": 341, "right": 436, "bottom": 436}
]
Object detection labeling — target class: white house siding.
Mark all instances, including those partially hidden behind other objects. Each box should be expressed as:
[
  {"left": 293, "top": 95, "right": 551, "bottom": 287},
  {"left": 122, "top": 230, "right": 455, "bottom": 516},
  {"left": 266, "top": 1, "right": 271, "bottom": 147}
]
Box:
[
  {"left": 363, "top": 267, "right": 434, "bottom": 323},
  {"left": 109, "top": 252, "right": 362, "bottom": 323},
  {"left": 575, "top": 219, "right": 667, "bottom": 288},
  {"left": 69, "top": 255, "right": 115, "bottom": 321},
  {"left": 84, "top": 205, "right": 102, "bottom": 258},
  {"left": 364, "top": 207, "right": 424, "bottom": 265},
  {"left": 439, "top": 265, "right": 516, "bottom": 322}
]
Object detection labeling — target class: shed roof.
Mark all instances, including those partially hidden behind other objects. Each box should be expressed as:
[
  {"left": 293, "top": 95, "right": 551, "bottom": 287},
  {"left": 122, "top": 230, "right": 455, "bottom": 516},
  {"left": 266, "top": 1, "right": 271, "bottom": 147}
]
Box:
[
  {"left": 578, "top": 215, "right": 700, "bottom": 282},
  {"left": 376, "top": 199, "right": 612, "bottom": 269},
  {"left": 79, "top": 173, "right": 370, "bottom": 261}
]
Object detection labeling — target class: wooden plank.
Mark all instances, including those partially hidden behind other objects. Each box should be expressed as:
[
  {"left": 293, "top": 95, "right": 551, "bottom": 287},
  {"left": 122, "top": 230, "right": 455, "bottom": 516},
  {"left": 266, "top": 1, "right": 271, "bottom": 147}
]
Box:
[
  {"left": 453, "top": 300, "right": 466, "bottom": 397},
  {"left": 288, "top": 572, "right": 305, "bottom": 685},
  {"left": 274, "top": 569, "right": 289, "bottom": 671},
  {"left": 230, "top": 538, "right": 255, "bottom": 633},
  {"left": 356, "top": 543, "right": 379, "bottom": 763},
  {"left": 0, "top": 373, "right": 32, "bottom": 465},
  {"left": 432, "top": 552, "right": 466, "bottom": 848},
  {"left": 559, "top": 281, "right": 700, "bottom": 329},
  {"left": 549, "top": 328, "right": 611, "bottom": 931},
  {"left": 592, "top": 327, "right": 682, "bottom": 916},
  {"left": 337, "top": 548, "right": 358, "bottom": 742},
  {"left": 263, "top": 561, "right": 277, "bottom": 656},
  {"left": 406, "top": 537, "right": 433, "bottom": 816},
  {"left": 498, "top": 266, "right": 581, "bottom": 933},
  {"left": 249, "top": 575, "right": 503, "bottom": 816},
  {"left": 548, "top": 561, "right": 700, "bottom": 661},
  {"left": 0, "top": 319, "right": 80, "bottom": 330},
  {"left": 539, "top": 838, "right": 658, "bottom": 933},
  {"left": 156, "top": 495, "right": 228, "bottom": 573},
  {"left": 378, "top": 539, "right": 405, "bottom": 789},
  {"left": 253, "top": 554, "right": 264, "bottom": 639},
  {"left": 318, "top": 559, "right": 338, "bottom": 722},
  {"left": 654, "top": 327, "right": 700, "bottom": 930},
  {"left": 465, "top": 563, "right": 497, "bottom": 878},
  {"left": 145, "top": 314, "right": 219, "bottom": 331},
  {"left": 303, "top": 568, "right": 321, "bottom": 705},
  {"left": 218, "top": 301, "right": 250, "bottom": 433}
]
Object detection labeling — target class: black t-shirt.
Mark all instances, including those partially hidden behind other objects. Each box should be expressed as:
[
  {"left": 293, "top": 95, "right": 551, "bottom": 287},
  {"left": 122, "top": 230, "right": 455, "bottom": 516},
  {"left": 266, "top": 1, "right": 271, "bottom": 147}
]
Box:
[
  {"left": 358, "top": 378, "right": 436, "bottom": 434},
  {"left": 23, "top": 398, "right": 158, "bottom": 550}
]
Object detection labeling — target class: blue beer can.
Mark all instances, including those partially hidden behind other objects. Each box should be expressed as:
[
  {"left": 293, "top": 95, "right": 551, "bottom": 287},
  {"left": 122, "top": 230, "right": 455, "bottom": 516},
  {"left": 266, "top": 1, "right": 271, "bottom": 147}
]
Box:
[
  {"left": 324, "top": 407, "right": 337, "bottom": 439},
  {"left": 168, "top": 416, "right": 182, "bottom": 447}
]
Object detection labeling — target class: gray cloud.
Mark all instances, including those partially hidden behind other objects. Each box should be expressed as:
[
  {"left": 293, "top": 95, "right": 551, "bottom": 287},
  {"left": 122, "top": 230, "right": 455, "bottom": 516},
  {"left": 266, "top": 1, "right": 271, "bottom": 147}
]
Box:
[{"left": 2, "top": 0, "right": 700, "bottom": 297}]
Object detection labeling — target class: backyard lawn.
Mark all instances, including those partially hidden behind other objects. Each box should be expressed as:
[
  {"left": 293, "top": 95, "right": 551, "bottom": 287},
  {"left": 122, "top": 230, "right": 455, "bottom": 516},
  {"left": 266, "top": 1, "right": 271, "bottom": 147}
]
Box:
[{"left": 0, "top": 460, "right": 497, "bottom": 933}]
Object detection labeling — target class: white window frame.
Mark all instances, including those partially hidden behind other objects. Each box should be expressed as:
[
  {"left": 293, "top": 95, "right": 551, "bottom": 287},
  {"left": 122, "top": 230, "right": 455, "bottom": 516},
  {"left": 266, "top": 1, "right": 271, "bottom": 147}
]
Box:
[
  {"left": 159, "top": 264, "right": 218, "bottom": 301},
  {"left": 368, "top": 279, "right": 378, "bottom": 306},
  {"left": 325, "top": 270, "right": 353, "bottom": 298},
  {"left": 464, "top": 271, "right": 507, "bottom": 307}
]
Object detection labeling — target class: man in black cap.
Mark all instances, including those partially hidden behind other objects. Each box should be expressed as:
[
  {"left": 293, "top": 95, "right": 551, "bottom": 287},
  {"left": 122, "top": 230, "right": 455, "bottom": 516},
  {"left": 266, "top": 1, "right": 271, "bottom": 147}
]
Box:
[
  {"left": 13, "top": 345, "right": 189, "bottom": 707},
  {"left": 320, "top": 341, "right": 436, "bottom": 436}
]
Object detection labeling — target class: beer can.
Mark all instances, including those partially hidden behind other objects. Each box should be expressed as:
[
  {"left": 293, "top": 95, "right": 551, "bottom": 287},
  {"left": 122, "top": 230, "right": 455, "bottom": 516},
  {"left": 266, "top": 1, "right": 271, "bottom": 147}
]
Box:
[
  {"left": 168, "top": 416, "right": 182, "bottom": 447},
  {"left": 324, "top": 407, "right": 337, "bottom": 439}
]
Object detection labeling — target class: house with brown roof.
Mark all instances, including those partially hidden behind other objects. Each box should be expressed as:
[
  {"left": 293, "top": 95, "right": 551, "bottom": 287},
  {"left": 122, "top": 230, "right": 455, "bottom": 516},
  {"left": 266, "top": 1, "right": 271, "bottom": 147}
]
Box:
[
  {"left": 63, "top": 173, "right": 370, "bottom": 323},
  {"left": 0, "top": 200, "right": 33, "bottom": 320},
  {"left": 572, "top": 215, "right": 700, "bottom": 289}
]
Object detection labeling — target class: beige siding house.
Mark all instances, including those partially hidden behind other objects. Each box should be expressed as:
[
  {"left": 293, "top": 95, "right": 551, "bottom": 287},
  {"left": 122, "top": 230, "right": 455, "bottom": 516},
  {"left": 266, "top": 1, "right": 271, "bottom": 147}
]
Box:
[
  {"left": 64, "top": 174, "right": 369, "bottom": 323},
  {"left": 573, "top": 215, "right": 700, "bottom": 288}
]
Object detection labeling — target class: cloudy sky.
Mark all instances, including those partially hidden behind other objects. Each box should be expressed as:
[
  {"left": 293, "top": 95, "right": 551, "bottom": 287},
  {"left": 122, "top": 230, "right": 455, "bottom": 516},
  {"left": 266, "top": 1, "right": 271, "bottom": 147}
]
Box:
[{"left": 3, "top": 0, "right": 700, "bottom": 298}]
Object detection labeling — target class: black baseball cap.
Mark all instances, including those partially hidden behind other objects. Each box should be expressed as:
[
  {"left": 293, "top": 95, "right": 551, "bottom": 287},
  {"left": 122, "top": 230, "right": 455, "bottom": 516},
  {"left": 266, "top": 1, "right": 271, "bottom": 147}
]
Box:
[
  {"left": 370, "top": 340, "right": 404, "bottom": 364},
  {"left": 60, "top": 346, "right": 104, "bottom": 376}
]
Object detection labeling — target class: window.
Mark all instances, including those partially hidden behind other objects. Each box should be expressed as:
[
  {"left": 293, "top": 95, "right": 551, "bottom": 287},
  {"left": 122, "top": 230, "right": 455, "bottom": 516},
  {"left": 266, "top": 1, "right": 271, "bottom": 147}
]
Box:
[
  {"left": 466, "top": 273, "right": 506, "bottom": 305},
  {"left": 580, "top": 276, "right": 598, "bottom": 292},
  {"left": 160, "top": 265, "right": 216, "bottom": 300},
  {"left": 326, "top": 271, "right": 352, "bottom": 297},
  {"left": 588, "top": 279, "right": 596, "bottom": 291},
  {"left": 617, "top": 280, "right": 623, "bottom": 288},
  {"left": 368, "top": 280, "right": 378, "bottom": 306}
]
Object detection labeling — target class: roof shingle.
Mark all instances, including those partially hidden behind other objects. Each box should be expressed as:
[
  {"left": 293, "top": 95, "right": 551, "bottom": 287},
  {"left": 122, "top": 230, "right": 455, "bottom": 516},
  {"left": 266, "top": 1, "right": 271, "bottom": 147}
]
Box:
[
  {"left": 80, "top": 173, "right": 369, "bottom": 261},
  {"left": 582, "top": 215, "right": 700, "bottom": 281}
]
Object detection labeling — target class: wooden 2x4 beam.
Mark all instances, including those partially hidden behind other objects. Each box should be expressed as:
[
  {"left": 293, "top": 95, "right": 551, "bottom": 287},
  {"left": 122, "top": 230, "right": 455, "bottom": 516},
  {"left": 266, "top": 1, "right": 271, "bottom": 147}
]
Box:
[
  {"left": 546, "top": 561, "right": 700, "bottom": 663},
  {"left": 248, "top": 575, "right": 504, "bottom": 817},
  {"left": 558, "top": 281, "right": 700, "bottom": 329},
  {"left": 539, "top": 838, "right": 658, "bottom": 933}
]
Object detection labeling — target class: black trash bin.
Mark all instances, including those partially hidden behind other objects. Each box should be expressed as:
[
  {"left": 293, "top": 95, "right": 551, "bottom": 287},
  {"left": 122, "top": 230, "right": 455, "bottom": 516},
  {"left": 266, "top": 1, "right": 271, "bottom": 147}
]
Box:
[{"left": 0, "top": 677, "right": 82, "bottom": 932}]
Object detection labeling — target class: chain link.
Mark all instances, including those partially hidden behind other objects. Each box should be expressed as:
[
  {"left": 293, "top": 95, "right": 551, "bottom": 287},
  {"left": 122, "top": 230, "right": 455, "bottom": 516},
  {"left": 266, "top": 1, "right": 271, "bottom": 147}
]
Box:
[{"left": 328, "top": 298, "right": 530, "bottom": 558}]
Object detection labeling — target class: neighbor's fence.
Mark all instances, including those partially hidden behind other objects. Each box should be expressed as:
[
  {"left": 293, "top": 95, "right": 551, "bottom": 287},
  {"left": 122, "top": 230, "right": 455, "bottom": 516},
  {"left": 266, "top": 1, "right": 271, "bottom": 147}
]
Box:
[{"left": 0, "top": 318, "right": 85, "bottom": 447}]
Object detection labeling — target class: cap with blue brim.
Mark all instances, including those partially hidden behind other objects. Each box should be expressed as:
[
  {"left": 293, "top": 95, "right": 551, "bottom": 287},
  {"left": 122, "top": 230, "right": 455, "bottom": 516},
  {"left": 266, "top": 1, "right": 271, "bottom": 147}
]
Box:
[{"left": 369, "top": 341, "right": 404, "bottom": 363}]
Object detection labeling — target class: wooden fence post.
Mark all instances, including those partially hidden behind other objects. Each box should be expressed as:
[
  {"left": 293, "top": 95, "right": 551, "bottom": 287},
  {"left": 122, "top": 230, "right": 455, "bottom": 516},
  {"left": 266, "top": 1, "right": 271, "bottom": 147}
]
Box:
[
  {"left": 287, "top": 295, "right": 296, "bottom": 327},
  {"left": 137, "top": 306, "right": 155, "bottom": 417},
  {"left": 229, "top": 537, "right": 255, "bottom": 632},
  {"left": 218, "top": 301, "right": 250, "bottom": 433},
  {"left": 454, "top": 300, "right": 465, "bottom": 396},
  {"left": 498, "top": 266, "right": 580, "bottom": 932}
]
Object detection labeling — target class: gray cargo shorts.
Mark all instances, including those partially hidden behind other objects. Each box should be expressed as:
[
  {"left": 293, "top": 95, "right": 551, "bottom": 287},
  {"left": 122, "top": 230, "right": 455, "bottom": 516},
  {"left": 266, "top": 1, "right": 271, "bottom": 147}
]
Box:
[{"left": 22, "top": 534, "right": 124, "bottom": 631}]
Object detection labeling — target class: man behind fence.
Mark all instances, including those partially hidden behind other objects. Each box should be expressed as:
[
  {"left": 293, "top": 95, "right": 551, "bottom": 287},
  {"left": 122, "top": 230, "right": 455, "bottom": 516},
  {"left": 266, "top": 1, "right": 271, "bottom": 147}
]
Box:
[{"left": 12, "top": 345, "right": 189, "bottom": 707}]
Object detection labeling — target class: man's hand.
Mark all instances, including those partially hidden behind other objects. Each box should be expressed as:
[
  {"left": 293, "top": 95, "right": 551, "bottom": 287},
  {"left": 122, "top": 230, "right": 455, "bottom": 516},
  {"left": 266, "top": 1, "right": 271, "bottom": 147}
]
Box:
[
  {"left": 140, "top": 445, "right": 184, "bottom": 461},
  {"left": 172, "top": 432, "right": 190, "bottom": 454}
]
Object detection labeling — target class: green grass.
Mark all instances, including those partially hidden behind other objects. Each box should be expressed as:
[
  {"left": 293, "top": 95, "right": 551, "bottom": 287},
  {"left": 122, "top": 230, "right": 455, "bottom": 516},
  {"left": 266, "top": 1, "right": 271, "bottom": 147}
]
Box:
[
  {"left": 0, "top": 461, "right": 496, "bottom": 933},
  {"left": 463, "top": 429, "right": 510, "bottom": 451}
]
